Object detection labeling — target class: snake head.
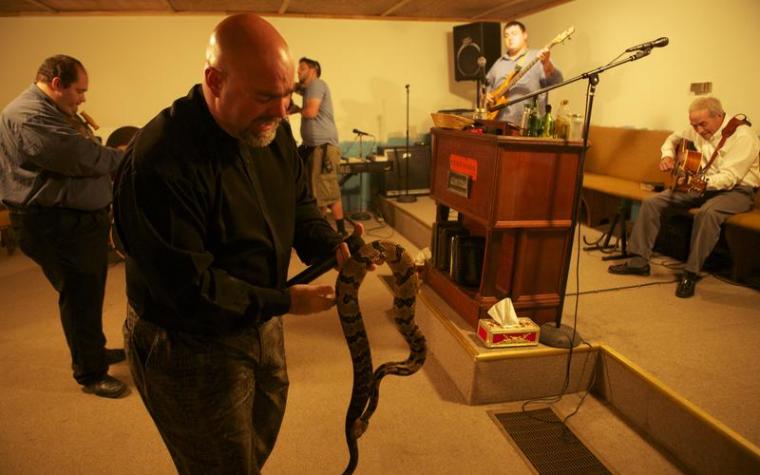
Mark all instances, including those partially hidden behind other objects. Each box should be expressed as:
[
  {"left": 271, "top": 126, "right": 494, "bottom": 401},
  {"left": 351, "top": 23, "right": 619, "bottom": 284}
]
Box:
[{"left": 371, "top": 256, "right": 386, "bottom": 267}]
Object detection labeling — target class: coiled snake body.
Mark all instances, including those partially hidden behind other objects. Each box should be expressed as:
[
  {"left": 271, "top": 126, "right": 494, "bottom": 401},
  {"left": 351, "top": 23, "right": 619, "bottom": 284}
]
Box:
[{"left": 335, "top": 239, "right": 427, "bottom": 474}]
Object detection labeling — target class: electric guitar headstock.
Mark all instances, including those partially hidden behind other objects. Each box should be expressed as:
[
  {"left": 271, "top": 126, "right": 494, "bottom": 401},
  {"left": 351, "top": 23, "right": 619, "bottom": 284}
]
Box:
[{"left": 548, "top": 27, "right": 575, "bottom": 48}]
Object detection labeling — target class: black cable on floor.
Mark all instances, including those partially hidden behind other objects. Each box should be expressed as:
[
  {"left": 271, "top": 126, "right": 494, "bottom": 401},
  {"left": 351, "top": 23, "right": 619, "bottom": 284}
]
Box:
[
  {"left": 566, "top": 277, "right": 680, "bottom": 296},
  {"left": 521, "top": 218, "right": 587, "bottom": 424}
]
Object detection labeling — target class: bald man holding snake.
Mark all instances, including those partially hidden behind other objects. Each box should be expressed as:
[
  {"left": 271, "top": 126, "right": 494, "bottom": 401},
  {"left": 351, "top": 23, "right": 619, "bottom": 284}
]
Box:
[{"left": 114, "top": 13, "right": 368, "bottom": 474}]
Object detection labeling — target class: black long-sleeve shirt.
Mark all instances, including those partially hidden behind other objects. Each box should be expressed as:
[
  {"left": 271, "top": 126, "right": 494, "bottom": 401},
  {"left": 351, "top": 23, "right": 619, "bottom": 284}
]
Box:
[
  {"left": 114, "top": 85, "right": 342, "bottom": 336},
  {"left": 0, "top": 84, "right": 123, "bottom": 210}
]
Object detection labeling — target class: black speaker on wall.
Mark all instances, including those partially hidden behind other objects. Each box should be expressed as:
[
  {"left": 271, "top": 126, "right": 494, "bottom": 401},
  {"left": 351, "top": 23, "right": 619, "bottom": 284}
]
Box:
[{"left": 452, "top": 22, "right": 501, "bottom": 82}]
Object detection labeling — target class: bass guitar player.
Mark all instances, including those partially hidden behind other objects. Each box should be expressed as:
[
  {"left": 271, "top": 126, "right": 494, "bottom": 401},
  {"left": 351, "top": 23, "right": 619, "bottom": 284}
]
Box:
[{"left": 483, "top": 20, "right": 564, "bottom": 125}]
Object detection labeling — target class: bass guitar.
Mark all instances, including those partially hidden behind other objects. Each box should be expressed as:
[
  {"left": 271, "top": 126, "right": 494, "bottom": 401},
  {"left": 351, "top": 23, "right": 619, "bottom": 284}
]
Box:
[{"left": 484, "top": 26, "right": 574, "bottom": 120}]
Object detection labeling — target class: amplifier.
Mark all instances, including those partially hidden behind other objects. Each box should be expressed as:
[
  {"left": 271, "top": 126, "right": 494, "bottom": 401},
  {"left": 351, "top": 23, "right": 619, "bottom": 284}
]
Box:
[{"left": 382, "top": 145, "right": 431, "bottom": 196}]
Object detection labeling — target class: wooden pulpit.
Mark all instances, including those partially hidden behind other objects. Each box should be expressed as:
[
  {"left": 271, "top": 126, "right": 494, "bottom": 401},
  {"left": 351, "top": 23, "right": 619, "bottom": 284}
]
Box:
[{"left": 426, "top": 128, "right": 586, "bottom": 328}]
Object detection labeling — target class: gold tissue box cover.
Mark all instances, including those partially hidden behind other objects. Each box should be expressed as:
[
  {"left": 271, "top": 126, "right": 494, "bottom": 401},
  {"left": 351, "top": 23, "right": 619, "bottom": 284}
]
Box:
[{"left": 477, "top": 317, "right": 540, "bottom": 348}]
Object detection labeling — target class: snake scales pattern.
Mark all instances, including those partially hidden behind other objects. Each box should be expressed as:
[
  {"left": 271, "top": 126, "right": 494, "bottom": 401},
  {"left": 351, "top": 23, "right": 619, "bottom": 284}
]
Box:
[{"left": 335, "top": 239, "right": 427, "bottom": 474}]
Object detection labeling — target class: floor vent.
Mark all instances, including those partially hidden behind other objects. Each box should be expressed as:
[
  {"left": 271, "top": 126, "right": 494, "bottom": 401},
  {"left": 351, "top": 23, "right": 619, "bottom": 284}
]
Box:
[{"left": 493, "top": 408, "right": 611, "bottom": 474}]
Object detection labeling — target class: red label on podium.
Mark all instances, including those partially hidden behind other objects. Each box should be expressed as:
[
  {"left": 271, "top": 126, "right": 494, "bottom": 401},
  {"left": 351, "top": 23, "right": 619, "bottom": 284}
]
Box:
[{"left": 449, "top": 154, "right": 478, "bottom": 181}]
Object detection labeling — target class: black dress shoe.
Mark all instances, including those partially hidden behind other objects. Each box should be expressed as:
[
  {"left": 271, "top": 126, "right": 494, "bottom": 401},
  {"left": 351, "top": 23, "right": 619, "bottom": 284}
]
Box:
[
  {"left": 608, "top": 263, "right": 651, "bottom": 276},
  {"left": 676, "top": 272, "right": 698, "bottom": 298},
  {"left": 82, "top": 375, "right": 128, "bottom": 399},
  {"left": 105, "top": 348, "right": 126, "bottom": 365}
]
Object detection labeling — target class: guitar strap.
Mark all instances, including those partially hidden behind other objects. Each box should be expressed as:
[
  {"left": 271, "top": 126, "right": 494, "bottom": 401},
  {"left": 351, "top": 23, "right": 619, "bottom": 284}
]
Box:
[
  {"left": 701, "top": 114, "right": 751, "bottom": 173},
  {"left": 511, "top": 51, "right": 528, "bottom": 70}
]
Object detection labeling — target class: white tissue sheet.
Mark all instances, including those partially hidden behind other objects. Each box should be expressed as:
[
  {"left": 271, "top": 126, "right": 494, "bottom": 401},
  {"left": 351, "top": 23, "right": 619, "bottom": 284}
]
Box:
[{"left": 487, "top": 297, "right": 520, "bottom": 327}]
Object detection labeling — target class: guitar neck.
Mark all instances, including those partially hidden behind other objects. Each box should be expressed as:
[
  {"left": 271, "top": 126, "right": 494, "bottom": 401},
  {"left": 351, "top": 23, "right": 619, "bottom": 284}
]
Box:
[
  {"left": 512, "top": 32, "right": 566, "bottom": 82},
  {"left": 486, "top": 52, "right": 543, "bottom": 112},
  {"left": 488, "top": 26, "right": 574, "bottom": 112},
  {"left": 510, "top": 54, "right": 542, "bottom": 86}
]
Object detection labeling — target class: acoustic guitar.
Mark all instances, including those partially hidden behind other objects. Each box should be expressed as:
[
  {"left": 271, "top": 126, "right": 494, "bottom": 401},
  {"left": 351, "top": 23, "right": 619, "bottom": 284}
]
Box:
[
  {"left": 484, "top": 26, "right": 574, "bottom": 120},
  {"left": 669, "top": 115, "right": 753, "bottom": 195},
  {"left": 670, "top": 140, "right": 706, "bottom": 194}
]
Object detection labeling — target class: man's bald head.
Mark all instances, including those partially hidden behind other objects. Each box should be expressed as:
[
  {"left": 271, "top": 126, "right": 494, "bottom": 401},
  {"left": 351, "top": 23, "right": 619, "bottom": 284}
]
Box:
[
  {"left": 203, "top": 14, "right": 296, "bottom": 147},
  {"left": 206, "top": 14, "right": 290, "bottom": 75}
]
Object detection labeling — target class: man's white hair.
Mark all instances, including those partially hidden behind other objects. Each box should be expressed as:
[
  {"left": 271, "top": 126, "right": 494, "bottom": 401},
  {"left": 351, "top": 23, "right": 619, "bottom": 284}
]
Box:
[{"left": 689, "top": 96, "right": 724, "bottom": 117}]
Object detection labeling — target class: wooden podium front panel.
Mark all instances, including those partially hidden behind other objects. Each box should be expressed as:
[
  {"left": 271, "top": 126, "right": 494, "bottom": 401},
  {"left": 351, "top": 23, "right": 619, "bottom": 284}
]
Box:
[
  {"left": 493, "top": 145, "right": 580, "bottom": 225},
  {"left": 430, "top": 132, "right": 498, "bottom": 224},
  {"left": 509, "top": 228, "right": 570, "bottom": 306},
  {"left": 488, "top": 229, "right": 516, "bottom": 296},
  {"left": 490, "top": 228, "right": 569, "bottom": 310},
  {"left": 428, "top": 129, "right": 584, "bottom": 328}
]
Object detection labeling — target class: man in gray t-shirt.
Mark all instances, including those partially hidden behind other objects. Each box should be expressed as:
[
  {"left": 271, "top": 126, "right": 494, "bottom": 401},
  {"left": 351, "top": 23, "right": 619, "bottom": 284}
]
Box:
[{"left": 291, "top": 57, "right": 346, "bottom": 235}]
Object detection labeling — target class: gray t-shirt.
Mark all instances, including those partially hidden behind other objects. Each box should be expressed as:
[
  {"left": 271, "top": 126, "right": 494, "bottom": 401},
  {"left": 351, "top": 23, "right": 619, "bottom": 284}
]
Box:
[{"left": 300, "top": 78, "right": 339, "bottom": 147}]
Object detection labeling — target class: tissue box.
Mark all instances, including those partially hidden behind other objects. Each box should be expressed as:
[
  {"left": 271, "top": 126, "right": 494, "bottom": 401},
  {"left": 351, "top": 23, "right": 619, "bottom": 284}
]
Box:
[{"left": 477, "top": 317, "right": 540, "bottom": 348}]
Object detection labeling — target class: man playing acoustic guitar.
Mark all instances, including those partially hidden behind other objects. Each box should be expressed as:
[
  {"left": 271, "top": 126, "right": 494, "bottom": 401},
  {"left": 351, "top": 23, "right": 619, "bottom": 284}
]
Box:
[
  {"left": 609, "top": 97, "right": 760, "bottom": 298},
  {"left": 484, "top": 21, "right": 563, "bottom": 125}
]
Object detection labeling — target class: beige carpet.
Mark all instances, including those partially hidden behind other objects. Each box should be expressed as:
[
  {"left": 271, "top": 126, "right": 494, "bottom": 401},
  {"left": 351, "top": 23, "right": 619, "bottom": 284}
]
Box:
[
  {"left": 0, "top": 208, "right": 757, "bottom": 473},
  {"left": 391, "top": 196, "right": 760, "bottom": 448},
  {"left": 0, "top": 230, "right": 538, "bottom": 474}
]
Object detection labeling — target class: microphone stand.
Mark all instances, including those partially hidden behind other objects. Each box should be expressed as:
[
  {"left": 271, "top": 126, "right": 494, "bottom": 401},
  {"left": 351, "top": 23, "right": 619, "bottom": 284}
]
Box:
[
  {"left": 350, "top": 132, "right": 372, "bottom": 221},
  {"left": 474, "top": 60, "right": 488, "bottom": 120},
  {"left": 397, "top": 84, "right": 417, "bottom": 203},
  {"left": 491, "top": 48, "right": 655, "bottom": 347}
]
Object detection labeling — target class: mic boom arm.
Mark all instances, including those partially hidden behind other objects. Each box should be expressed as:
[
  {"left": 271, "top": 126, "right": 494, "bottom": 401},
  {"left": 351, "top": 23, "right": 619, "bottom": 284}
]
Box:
[{"left": 624, "top": 37, "right": 669, "bottom": 52}]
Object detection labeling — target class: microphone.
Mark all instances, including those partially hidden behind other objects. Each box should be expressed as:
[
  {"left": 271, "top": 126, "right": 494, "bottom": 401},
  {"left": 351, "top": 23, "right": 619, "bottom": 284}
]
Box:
[
  {"left": 477, "top": 56, "right": 487, "bottom": 81},
  {"left": 352, "top": 128, "right": 372, "bottom": 136},
  {"left": 625, "top": 37, "right": 669, "bottom": 52},
  {"left": 286, "top": 234, "right": 365, "bottom": 286}
]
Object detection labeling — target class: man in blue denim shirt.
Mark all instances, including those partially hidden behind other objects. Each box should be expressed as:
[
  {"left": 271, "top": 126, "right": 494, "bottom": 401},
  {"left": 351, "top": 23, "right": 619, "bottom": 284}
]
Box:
[
  {"left": 484, "top": 21, "right": 563, "bottom": 125},
  {"left": 0, "top": 55, "right": 126, "bottom": 398}
]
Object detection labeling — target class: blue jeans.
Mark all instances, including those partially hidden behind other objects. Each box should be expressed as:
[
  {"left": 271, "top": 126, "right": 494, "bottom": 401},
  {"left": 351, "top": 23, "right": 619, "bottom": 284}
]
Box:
[{"left": 124, "top": 305, "right": 289, "bottom": 474}]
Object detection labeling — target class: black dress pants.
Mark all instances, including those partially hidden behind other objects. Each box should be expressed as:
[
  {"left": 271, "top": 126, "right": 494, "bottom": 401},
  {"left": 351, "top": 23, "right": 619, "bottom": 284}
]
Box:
[
  {"left": 10, "top": 207, "right": 110, "bottom": 384},
  {"left": 124, "top": 305, "right": 289, "bottom": 474}
]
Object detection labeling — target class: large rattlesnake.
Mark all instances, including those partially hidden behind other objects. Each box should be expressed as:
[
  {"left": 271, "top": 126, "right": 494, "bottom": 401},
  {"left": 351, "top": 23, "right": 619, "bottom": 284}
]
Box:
[{"left": 335, "top": 239, "right": 428, "bottom": 474}]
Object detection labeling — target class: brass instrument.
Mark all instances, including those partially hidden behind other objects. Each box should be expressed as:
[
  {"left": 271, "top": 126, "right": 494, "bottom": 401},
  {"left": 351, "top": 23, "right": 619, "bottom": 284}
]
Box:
[
  {"left": 79, "top": 111, "right": 100, "bottom": 131},
  {"left": 68, "top": 110, "right": 99, "bottom": 140}
]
